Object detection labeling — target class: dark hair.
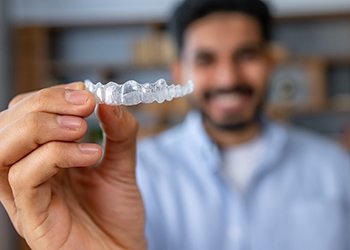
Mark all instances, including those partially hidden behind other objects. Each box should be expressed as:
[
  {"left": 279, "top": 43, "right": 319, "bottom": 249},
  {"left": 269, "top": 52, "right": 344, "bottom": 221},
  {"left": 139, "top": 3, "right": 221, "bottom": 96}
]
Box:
[{"left": 168, "top": 0, "right": 272, "bottom": 54}]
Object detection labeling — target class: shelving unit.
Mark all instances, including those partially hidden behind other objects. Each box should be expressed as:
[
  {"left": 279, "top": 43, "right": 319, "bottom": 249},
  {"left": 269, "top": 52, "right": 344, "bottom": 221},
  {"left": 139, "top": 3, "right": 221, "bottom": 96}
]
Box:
[
  {"left": 7, "top": 4, "right": 350, "bottom": 250},
  {"left": 11, "top": 13, "right": 350, "bottom": 150},
  {"left": 12, "top": 22, "right": 190, "bottom": 140}
]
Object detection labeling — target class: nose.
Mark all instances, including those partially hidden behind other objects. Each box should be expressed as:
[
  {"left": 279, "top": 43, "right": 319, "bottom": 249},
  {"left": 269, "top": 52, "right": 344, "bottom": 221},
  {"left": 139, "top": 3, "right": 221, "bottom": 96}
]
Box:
[{"left": 214, "top": 60, "right": 242, "bottom": 89}]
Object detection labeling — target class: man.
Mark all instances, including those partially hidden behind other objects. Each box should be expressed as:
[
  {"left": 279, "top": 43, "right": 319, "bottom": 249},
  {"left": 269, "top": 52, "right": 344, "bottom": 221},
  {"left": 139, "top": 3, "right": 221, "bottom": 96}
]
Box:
[
  {"left": 0, "top": 1, "right": 349, "bottom": 250},
  {"left": 137, "top": 0, "right": 350, "bottom": 250}
]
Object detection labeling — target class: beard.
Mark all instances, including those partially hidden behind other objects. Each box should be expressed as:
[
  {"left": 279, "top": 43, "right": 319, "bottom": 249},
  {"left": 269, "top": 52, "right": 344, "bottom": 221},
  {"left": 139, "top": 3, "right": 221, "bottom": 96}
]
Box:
[
  {"left": 200, "top": 102, "right": 264, "bottom": 132},
  {"left": 194, "top": 84, "right": 266, "bottom": 132}
]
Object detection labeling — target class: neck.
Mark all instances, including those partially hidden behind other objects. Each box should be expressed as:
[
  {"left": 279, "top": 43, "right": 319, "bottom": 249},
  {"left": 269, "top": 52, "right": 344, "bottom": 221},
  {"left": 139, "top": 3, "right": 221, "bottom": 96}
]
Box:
[{"left": 204, "top": 120, "right": 261, "bottom": 149}]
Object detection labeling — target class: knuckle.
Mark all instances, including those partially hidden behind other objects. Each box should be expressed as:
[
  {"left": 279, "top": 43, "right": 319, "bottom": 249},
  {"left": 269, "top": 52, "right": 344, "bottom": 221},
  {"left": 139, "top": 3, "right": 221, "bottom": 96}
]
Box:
[
  {"left": 45, "top": 141, "right": 60, "bottom": 154},
  {"left": 43, "top": 142, "right": 72, "bottom": 167},
  {"left": 24, "top": 112, "right": 43, "bottom": 134},
  {"left": 8, "top": 95, "right": 21, "bottom": 108},
  {"left": 0, "top": 110, "right": 7, "bottom": 123},
  {"left": 44, "top": 142, "right": 64, "bottom": 159},
  {"left": 8, "top": 98, "right": 15, "bottom": 108},
  {"left": 34, "top": 88, "right": 53, "bottom": 110},
  {"left": 8, "top": 168, "right": 22, "bottom": 190}
]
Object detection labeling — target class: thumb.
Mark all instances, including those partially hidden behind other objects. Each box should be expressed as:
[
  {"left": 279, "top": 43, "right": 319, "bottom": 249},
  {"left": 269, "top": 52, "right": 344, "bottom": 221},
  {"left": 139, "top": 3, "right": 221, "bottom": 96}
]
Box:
[{"left": 96, "top": 104, "right": 139, "bottom": 181}]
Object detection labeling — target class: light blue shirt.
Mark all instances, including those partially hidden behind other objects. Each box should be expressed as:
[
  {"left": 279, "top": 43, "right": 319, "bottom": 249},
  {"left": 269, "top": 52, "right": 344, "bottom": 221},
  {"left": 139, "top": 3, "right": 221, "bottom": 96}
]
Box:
[{"left": 137, "top": 111, "right": 350, "bottom": 250}]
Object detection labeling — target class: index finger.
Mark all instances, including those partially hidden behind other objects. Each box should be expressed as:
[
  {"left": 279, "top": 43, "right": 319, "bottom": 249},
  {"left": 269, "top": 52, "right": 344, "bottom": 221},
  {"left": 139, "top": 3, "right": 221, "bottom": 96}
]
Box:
[
  {"left": 2, "top": 84, "right": 95, "bottom": 129},
  {"left": 8, "top": 82, "right": 85, "bottom": 109}
]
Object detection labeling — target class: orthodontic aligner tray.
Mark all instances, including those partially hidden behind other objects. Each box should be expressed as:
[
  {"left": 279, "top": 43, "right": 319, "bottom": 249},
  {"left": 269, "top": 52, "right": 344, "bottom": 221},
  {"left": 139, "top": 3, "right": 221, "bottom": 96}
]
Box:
[{"left": 84, "top": 79, "right": 194, "bottom": 106}]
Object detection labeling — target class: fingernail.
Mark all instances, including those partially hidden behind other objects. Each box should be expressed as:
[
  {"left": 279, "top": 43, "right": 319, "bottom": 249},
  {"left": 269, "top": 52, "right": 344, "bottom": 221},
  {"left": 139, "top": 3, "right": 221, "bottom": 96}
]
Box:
[
  {"left": 65, "top": 90, "right": 88, "bottom": 105},
  {"left": 57, "top": 116, "right": 82, "bottom": 130},
  {"left": 79, "top": 143, "right": 100, "bottom": 154},
  {"left": 64, "top": 82, "right": 85, "bottom": 90}
]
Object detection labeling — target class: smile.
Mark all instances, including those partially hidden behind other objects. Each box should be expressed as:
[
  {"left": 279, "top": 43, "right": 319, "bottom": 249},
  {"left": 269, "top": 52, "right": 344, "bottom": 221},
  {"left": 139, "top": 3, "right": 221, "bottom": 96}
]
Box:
[{"left": 209, "top": 93, "right": 252, "bottom": 111}]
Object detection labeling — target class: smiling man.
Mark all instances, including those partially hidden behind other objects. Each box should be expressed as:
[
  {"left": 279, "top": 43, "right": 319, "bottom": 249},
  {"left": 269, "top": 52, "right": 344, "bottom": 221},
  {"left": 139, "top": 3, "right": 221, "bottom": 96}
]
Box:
[
  {"left": 181, "top": 10, "right": 271, "bottom": 145},
  {"left": 137, "top": 0, "right": 350, "bottom": 250},
  {"left": 0, "top": 0, "right": 349, "bottom": 249}
]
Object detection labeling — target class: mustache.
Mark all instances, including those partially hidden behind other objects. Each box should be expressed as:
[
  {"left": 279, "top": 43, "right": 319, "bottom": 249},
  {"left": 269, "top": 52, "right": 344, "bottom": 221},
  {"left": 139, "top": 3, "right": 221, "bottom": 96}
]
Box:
[{"left": 204, "top": 84, "right": 254, "bottom": 99}]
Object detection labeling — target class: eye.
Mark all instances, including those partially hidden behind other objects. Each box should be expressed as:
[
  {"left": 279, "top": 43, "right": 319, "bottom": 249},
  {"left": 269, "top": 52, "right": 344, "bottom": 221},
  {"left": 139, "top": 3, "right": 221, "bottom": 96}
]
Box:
[
  {"left": 195, "top": 52, "right": 215, "bottom": 66},
  {"left": 235, "top": 47, "right": 262, "bottom": 62}
]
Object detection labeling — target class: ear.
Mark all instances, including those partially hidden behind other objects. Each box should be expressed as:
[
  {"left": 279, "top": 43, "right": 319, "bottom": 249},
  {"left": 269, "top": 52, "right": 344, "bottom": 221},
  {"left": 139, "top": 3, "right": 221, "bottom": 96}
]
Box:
[{"left": 171, "top": 60, "right": 183, "bottom": 84}]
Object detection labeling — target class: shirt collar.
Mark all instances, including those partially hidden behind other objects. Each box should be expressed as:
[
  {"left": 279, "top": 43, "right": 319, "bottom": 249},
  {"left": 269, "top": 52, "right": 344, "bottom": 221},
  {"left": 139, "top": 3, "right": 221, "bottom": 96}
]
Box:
[
  {"left": 258, "top": 119, "right": 288, "bottom": 172},
  {"left": 181, "top": 110, "right": 289, "bottom": 173},
  {"left": 182, "top": 111, "right": 221, "bottom": 172}
]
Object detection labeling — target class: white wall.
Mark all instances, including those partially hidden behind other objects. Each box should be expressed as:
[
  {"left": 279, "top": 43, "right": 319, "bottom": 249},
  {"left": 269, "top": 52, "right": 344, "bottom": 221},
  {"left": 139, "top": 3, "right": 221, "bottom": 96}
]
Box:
[
  {"left": 10, "top": 0, "right": 180, "bottom": 25},
  {"left": 267, "top": 0, "right": 350, "bottom": 16},
  {"left": 9, "top": 0, "right": 350, "bottom": 26}
]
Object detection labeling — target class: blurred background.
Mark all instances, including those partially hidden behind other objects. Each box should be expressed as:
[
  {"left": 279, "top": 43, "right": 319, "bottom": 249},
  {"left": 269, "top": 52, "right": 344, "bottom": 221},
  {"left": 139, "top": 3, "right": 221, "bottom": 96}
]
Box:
[{"left": 1, "top": 0, "right": 350, "bottom": 249}]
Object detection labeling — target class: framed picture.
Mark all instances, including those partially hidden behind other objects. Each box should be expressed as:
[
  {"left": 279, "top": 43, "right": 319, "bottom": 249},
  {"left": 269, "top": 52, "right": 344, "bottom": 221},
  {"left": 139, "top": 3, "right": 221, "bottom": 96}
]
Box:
[{"left": 267, "top": 58, "right": 327, "bottom": 118}]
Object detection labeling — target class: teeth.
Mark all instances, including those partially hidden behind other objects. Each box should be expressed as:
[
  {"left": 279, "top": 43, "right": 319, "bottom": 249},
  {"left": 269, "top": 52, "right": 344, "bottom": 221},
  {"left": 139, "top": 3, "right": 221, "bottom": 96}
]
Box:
[{"left": 84, "top": 79, "right": 194, "bottom": 106}]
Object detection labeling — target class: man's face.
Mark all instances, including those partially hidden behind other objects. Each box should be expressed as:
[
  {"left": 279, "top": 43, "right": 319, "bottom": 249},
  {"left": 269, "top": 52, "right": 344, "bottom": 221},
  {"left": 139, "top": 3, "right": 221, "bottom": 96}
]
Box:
[{"left": 178, "top": 12, "right": 272, "bottom": 131}]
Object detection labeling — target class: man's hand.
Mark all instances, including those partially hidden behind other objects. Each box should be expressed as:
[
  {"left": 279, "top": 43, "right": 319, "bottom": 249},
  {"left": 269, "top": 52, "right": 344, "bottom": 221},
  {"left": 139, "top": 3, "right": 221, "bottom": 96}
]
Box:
[{"left": 0, "top": 82, "right": 146, "bottom": 250}]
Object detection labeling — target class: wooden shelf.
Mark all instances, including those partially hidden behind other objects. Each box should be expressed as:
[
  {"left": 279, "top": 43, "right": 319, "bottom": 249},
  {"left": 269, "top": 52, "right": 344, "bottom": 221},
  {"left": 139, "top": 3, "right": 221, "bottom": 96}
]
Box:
[
  {"left": 11, "top": 17, "right": 350, "bottom": 142},
  {"left": 51, "top": 61, "right": 169, "bottom": 73}
]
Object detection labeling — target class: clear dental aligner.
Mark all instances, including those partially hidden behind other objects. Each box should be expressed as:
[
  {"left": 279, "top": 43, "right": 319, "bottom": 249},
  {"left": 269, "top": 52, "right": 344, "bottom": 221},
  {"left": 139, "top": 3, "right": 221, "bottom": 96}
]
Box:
[{"left": 84, "top": 79, "right": 194, "bottom": 106}]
